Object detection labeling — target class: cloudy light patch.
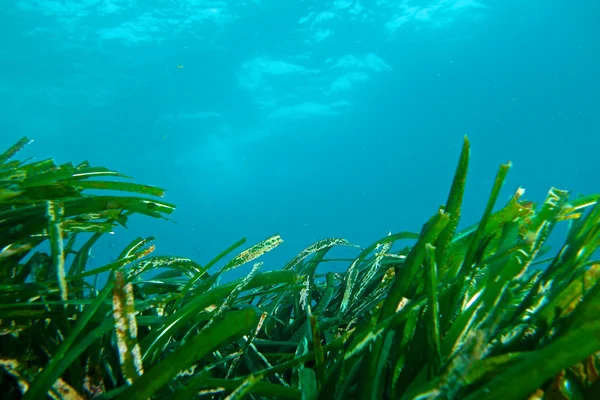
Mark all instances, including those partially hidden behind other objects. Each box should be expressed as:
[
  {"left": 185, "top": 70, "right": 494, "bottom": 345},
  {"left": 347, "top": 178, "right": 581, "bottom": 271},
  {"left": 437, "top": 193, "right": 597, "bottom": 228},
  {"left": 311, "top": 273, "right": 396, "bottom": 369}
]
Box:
[
  {"left": 236, "top": 51, "right": 385, "bottom": 121},
  {"left": 326, "top": 53, "right": 391, "bottom": 93},
  {"left": 237, "top": 57, "right": 312, "bottom": 91},
  {"left": 314, "top": 11, "right": 337, "bottom": 24},
  {"left": 365, "top": 53, "right": 392, "bottom": 72},
  {"left": 298, "top": 12, "right": 314, "bottom": 24},
  {"left": 333, "top": 0, "right": 354, "bottom": 10},
  {"left": 347, "top": 2, "right": 367, "bottom": 19},
  {"left": 385, "top": 15, "right": 410, "bottom": 32},
  {"left": 415, "top": 8, "right": 434, "bottom": 22},
  {"left": 99, "top": 27, "right": 149, "bottom": 43},
  {"left": 298, "top": 9, "right": 341, "bottom": 43},
  {"left": 452, "top": 0, "right": 486, "bottom": 10},
  {"left": 186, "top": 6, "right": 235, "bottom": 26},
  {"left": 299, "top": 10, "right": 337, "bottom": 25},
  {"left": 268, "top": 101, "right": 350, "bottom": 121},
  {"left": 314, "top": 29, "right": 334, "bottom": 42},
  {"left": 16, "top": 0, "right": 129, "bottom": 17},
  {"left": 15, "top": 0, "right": 241, "bottom": 45},
  {"left": 330, "top": 53, "right": 392, "bottom": 72},
  {"left": 331, "top": 71, "right": 369, "bottom": 92},
  {"left": 99, "top": 1, "right": 122, "bottom": 14},
  {"left": 385, "top": 0, "right": 487, "bottom": 34},
  {"left": 331, "top": 55, "right": 363, "bottom": 69},
  {"left": 98, "top": 14, "right": 163, "bottom": 44},
  {"left": 17, "top": 0, "right": 79, "bottom": 15}
]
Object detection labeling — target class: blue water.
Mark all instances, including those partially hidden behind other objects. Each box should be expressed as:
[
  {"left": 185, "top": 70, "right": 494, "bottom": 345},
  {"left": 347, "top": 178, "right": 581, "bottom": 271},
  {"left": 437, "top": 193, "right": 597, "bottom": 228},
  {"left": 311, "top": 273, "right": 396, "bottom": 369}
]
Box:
[{"left": 1, "top": 0, "right": 598, "bottom": 278}]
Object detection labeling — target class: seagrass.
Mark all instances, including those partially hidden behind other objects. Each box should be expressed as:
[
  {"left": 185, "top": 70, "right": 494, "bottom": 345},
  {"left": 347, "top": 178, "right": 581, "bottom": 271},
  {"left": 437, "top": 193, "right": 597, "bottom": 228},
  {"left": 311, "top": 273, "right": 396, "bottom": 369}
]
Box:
[{"left": 0, "top": 136, "right": 599, "bottom": 400}]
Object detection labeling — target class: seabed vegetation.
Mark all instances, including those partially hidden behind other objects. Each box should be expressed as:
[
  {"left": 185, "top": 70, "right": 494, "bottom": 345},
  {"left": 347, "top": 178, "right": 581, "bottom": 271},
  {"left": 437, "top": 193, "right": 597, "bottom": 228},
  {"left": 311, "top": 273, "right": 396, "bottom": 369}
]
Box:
[{"left": 0, "top": 136, "right": 599, "bottom": 400}]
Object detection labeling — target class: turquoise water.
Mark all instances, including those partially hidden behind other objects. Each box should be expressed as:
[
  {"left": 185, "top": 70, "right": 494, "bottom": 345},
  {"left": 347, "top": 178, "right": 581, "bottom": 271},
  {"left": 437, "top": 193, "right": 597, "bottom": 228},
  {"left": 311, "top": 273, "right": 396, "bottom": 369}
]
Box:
[{"left": 1, "top": 0, "right": 598, "bottom": 278}]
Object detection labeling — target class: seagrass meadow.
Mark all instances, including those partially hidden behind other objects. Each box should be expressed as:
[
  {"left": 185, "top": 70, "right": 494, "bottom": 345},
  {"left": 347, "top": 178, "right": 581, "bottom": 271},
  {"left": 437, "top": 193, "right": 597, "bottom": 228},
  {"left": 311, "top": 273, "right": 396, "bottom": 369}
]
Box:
[{"left": 1, "top": 136, "right": 599, "bottom": 400}]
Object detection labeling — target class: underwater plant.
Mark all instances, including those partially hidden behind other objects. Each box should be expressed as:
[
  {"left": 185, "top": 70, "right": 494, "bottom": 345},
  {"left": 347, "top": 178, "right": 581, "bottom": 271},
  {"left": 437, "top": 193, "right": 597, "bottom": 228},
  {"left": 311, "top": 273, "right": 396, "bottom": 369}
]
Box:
[{"left": 0, "top": 136, "right": 599, "bottom": 399}]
